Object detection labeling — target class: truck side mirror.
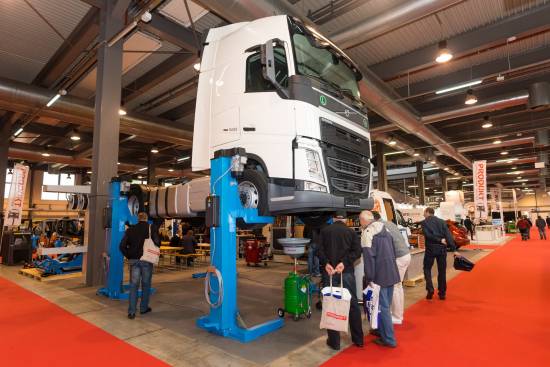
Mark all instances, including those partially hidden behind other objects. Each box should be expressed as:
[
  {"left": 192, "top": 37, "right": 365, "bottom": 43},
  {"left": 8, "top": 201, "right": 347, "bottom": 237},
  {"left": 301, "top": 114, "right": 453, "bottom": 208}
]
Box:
[{"left": 261, "top": 39, "right": 288, "bottom": 98}]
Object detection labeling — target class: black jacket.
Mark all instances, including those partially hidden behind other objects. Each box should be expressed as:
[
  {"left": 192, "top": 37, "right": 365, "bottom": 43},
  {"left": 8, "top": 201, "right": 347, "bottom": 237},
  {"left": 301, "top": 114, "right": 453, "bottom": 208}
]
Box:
[
  {"left": 119, "top": 222, "right": 160, "bottom": 260},
  {"left": 181, "top": 234, "right": 197, "bottom": 254},
  {"left": 317, "top": 221, "right": 361, "bottom": 273},
  {"left": 421, "top": 216, "right": 456, "bottom": 253},
  {"left": 464, "top": 218, "right": 474, "bottom": 230}
]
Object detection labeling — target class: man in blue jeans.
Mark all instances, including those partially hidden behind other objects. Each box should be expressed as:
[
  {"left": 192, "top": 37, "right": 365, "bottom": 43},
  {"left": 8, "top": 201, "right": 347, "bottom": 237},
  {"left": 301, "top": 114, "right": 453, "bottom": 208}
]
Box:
[
  {"left": 361, "top": 210, "right": 400, "bottom": 348},
  {"left": 119, "top": 212, "right": 160, "bottom": 319}
]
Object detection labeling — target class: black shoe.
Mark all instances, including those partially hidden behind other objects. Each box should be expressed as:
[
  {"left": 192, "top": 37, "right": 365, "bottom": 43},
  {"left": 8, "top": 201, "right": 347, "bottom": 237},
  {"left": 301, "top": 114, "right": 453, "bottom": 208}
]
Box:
[
  {"left": 140, "top": 307, "right": 152, "bottom": 315},
  {"left": 373, "top": 338, "right": 396, "bottom": 348},
  {"left": 326, "top": 339, "right": 340, "bottom": 351},
  {"left": 353, "top": 342, "right": 364, "bottom": 348},
  {"left": 370, "top": 329, "right": 381, "bottom": 337},
  {"left": 426, "top": 291, "right": 434, "bottom": 300},
  {"left": 128, "top": 313, "right": 135, "bottom": 319},
  {"left": 439, "top": 294, "right": 446, "bottom": 300}
]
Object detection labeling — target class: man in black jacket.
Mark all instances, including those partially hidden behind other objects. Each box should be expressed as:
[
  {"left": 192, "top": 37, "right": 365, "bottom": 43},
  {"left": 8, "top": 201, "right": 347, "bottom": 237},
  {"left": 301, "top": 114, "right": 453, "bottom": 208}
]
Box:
[
  {"left": 119, "top": 212, "right": 160, "bottom": 319},
  {"left": 318, "top": 211, "right": 364, "bottom": 350},
  {"left": 420, "top": 207, "right": 460, "bottom": 300}
]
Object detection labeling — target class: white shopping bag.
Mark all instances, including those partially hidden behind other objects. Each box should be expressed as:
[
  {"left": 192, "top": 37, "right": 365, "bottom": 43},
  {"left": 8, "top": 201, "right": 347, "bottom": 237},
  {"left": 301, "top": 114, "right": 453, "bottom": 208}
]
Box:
[
  {"left": 320, "top": 274, "right": 352, "bottom": 333},
  {"left": 140, "top": 225, "right": 160, "bottom": 265},
  {"left": 363, "top": 283, "right": 381, "bottom": 329}
]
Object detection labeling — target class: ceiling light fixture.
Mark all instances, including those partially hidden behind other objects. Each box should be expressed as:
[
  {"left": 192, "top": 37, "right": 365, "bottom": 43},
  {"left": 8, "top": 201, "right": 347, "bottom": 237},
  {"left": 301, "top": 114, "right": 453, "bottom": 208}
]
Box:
[
  {"left": 464, "top": 89, "right": 478, "bottom": 105},
  {"left": 193, "top": 62, "right": 201, "bottom": 71},
  {"left": 150, "top": 146, "right": 159, "bottom": 154},
  {"left": 70, "top": 130, "right": 81, "bottom": 141},
  {"left": 388, "top": 138, "right": 397, "bottom": 146},
  {"left": 86, "top": 170, "right": 92, "bottom": 174},
  {"left": 14, "top": 127, "right": 23, "bottom": 137},
  {"left": 413, "top": 152, "right": 420, "bottom": 157},
  {"left": 481, "top": 116, "right": 493, "bottom": 128},
  {"left": 168, "top": 168, "right": 174, "bottom": 172},
  {"left": 177, "top": 156, "right": 190, "bottom": 162},
  {"left": 435, "top": 80, "right": 482, "bottom": 95},
  {"left": 500, "top": 151, "right": 508, "bottom": 155},
  {"left": 46, "top": 89, "right": 66, "bottom": 107},
  {"left": 138, "top": 167, "right": 147, "bottom": 171},
  {"left": 514, "top": 179, "right": 528, "bottom": 182},
  {"left": 384, "top": 150, "right": 405, "bottom": 156},
  {"left": 493, "top": 139, "right": 502, "bottom": 145},
  {"left": 118, "top": 109, "right": 127, "bottom": 116},
  {"left": 117, "top": 162, "right": 121, "bottom": 165},
  {"left": 506, "top": 170, "right": 523, "bottom": 175},
  {"left": 435, "top": 40, "right": 453, "bottom": 63},
  {"left": 496, "top": 74, "right": 505, "bottom": 82},
  {"left": 453, "top": 172, "right": 459, "bottom": 176}
]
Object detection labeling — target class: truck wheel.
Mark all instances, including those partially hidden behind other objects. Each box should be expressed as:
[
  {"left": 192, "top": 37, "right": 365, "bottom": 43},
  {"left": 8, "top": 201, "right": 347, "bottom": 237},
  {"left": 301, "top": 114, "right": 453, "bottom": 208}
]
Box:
[{"left": 238, "top": 169, "right": 269, "bottom": 216}]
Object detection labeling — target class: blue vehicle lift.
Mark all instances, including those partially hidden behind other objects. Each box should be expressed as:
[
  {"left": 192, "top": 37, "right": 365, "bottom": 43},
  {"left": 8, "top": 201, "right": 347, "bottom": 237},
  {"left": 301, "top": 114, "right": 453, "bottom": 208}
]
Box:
[
  {"left": 97, "top": 180, "right": 154, "bottom": 300},
  {"left": 197, "top": 149, "right": 284, "bottom": 343}
]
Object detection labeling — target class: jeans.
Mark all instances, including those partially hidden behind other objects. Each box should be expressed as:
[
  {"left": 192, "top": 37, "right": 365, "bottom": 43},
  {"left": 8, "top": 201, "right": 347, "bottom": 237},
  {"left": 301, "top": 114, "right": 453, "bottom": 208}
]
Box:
[
  {"left": 424, "top": 248, "right": 447, "bottom": 296},
  {"left": 322, "top": 271, "right": 364, "bottom": 347},
  {"left": 308, "top": 243, "right": 320, "bottom": 275},
  {"left": 539, "top": 228, "right": 547, "bottom": 240},
  {"left": 379, "top": 286, "right": 397, "bottom": 347},
  {"left": 128, "top": 260, "right": 153, "bottom": 315}
]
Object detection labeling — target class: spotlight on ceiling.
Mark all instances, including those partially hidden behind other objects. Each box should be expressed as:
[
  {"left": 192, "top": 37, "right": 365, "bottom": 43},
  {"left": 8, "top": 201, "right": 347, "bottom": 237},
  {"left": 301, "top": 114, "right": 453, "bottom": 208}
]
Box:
[
  {"left": 118, "top": 109, "right": 127, "bottom": 116},
  {"left": 413, "top": 152, "right": 420, "bottom": 157},
  {"left": 168, "top": 168, "right": 174, "bottom": 172},
  {"left": 464, "top": 89, "right": 478, "bottom": 105},
  {"left": 388, "top": 138, "right": 397, "bottom": 146},
  {"left": 70, "top": 130, "right": 81, "bottom": 141},
  {"left": 150, "top": 146, "right": 159, "bottom": 154},
  {"left": 481, "top": 116, "right": 493, "bottom": 128},
  {"left": 193, "top": 62, "right": 201, "bottom": 71},
  {"left": 500, "top": 151, "right": 508, "bottom": 155},
  {"left": 435, "top": 40, "right": 453, "bottom": 63},
  {"left": 14, "top": 127, "right": 23, "bottom": 137},
  {"left": 493, "top": 139, "right": 502, "bottom": 145}
]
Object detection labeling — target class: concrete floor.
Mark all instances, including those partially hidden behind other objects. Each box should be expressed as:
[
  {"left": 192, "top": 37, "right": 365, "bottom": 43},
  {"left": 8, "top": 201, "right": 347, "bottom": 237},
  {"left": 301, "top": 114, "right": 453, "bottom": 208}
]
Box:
[{"left": 0, "top": 247, "right": 495, "bottom": 367}]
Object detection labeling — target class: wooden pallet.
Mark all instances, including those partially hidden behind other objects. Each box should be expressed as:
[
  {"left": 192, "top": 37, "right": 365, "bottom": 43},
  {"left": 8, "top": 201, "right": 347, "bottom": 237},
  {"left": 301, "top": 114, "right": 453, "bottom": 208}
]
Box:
[
  {"left": 403, "top": 274, "right": 425, "bottom": 287},
  {"left": 18, "top": 268, "right": 83, "bottom": 282}
]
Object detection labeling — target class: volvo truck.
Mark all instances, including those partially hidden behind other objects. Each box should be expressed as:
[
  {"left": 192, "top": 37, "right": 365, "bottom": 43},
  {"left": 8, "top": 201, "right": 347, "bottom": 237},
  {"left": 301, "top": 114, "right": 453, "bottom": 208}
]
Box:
[{"left": 192, "top": 15, "right": 373, "bottom": 219}]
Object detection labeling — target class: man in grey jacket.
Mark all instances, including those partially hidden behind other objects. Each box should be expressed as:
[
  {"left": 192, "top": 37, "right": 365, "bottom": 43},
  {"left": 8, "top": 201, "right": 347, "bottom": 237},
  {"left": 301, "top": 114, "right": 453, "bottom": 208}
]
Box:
[
  {"left": 372, "top": 212, "right": 411, "bottom": 325},
  {"left": 361, "top": 211, "right": 400, "bottom": 348}
]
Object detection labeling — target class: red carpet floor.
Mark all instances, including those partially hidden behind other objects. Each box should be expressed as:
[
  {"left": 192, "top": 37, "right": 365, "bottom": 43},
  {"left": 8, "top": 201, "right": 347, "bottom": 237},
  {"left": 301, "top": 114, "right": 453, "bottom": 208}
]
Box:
[
  {"left": 0, "top": 277, "right": 169, "bottom": 367},
  {"left": 323, "top": 230, "right": 550, "bottom": 367},
  {"left": 461, "top": 244, "right": 502, "bottom": 250}
]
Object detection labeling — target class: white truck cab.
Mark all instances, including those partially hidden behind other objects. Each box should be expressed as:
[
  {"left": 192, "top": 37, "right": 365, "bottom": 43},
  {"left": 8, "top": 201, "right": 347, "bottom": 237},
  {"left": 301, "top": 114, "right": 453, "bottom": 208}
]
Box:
[{"left": 192, "top": 15, "right": 373, "bottom": 218}]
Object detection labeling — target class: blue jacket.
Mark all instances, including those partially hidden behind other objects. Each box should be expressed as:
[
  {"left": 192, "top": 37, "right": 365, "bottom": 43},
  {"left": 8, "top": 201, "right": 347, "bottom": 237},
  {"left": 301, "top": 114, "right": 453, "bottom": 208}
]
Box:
[{"left": 363, "top": 226, "right": 400, "bottom": 287}]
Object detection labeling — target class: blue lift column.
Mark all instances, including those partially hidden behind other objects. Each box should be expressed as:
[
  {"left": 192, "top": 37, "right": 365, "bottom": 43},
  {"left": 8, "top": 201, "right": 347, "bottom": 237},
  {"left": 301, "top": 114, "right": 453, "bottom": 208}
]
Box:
[
  {"left": 97, "top": 179, "right": 140, "bottom": 299},
  {"left": 197, "top": 150, "right": 284, "bottom": 343}
]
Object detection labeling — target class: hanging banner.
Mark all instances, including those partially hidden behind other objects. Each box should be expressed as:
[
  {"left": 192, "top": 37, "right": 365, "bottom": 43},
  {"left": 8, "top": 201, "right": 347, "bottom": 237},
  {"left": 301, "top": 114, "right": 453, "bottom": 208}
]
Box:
[
  {"left": 473, "top": 160, "right": 487, "bottom": 220},
  {"left": 5, "top": 164, "right": 29, "bottom": 227},
  {"left": 512, "top": 189, "right": 518, "bottom": 222}
]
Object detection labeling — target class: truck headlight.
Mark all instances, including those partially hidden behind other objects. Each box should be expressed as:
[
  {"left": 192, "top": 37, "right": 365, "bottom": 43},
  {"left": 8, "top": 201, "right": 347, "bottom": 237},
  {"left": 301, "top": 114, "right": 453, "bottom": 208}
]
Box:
[
  {"left": 305, "top": 149, "right": 325, "bottom": 183},
  {"left": 304, "top": 181, "right": 328, "bottom": 192}
]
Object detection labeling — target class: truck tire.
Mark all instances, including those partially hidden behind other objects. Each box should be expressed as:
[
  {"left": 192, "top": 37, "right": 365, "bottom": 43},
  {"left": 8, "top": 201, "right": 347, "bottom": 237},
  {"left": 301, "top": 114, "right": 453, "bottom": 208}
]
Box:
[{"left": 238, "top": 169, "right": 269, "bottom": 216}]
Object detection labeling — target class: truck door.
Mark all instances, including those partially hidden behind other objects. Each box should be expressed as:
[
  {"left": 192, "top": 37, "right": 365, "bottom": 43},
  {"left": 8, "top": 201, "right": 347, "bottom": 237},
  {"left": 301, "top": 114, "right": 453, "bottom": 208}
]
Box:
[{"left": 239, "top": 44, "right": 295, "bottom": 177}]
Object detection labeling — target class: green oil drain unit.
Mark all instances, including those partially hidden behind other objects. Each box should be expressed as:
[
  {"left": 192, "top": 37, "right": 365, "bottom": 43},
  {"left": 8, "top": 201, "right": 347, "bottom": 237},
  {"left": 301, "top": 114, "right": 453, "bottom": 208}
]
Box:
[{"left": 277, "top": 238, "right": 312, "bottom": 321}]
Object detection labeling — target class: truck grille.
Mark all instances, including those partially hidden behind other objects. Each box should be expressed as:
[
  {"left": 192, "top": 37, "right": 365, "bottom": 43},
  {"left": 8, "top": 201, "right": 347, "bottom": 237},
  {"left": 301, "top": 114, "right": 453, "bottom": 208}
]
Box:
[
  {"left": 330, "top": 178, "right": 368, "bottom": 194},
  {"left": 327, "top": 157, "right": 369, "bottom": 178}
]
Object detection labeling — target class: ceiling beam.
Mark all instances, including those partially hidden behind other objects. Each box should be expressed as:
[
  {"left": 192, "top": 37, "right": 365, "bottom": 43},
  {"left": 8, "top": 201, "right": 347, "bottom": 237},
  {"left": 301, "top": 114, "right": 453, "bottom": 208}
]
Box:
[
  {"left": 138, "top": 13, "right": 201, "bottom": 51},
  {"left": 159, "top": 99, "right": 196, "bottom": 121},
  {"left": 370, "top": 3, "right": 550, "bottom": 80},
  {"left": 122, "top": 54, "right": 196, "bottom": 104},
  {"left": 32, "top": 8, "right": 100, "bottom": 88},
  {"left": 395, "top": 45, "right": 550, "bottom": 98}
]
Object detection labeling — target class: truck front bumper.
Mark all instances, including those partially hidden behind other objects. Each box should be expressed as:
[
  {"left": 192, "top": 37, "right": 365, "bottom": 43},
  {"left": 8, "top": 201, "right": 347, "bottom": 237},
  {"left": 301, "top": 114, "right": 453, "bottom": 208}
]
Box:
[{"left": 267, "top": 182, "right": 374, "bottom": 215}]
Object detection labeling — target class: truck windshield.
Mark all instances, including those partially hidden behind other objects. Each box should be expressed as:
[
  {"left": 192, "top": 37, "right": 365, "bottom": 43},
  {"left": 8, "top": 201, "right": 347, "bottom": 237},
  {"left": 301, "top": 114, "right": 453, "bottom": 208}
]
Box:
[{"left": 290, "top": 23, "right": 361, "bottom": 102}]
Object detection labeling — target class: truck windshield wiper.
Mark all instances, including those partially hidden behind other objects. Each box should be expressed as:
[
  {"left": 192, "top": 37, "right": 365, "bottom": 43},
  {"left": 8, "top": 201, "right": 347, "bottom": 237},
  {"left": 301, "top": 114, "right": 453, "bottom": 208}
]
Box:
[{"left": 300, "top": 71, "right": 344, "bottom": 100}]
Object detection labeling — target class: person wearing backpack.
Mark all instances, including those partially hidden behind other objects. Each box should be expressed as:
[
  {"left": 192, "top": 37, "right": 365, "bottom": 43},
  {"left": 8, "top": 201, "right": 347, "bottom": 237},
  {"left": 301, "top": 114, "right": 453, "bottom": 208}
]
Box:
[
  {"left": 361, "top": 211, "right": 401, "bottom": 348},
  {"left": 119, "top": 212, "right": 160, "bottom": 319}
]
